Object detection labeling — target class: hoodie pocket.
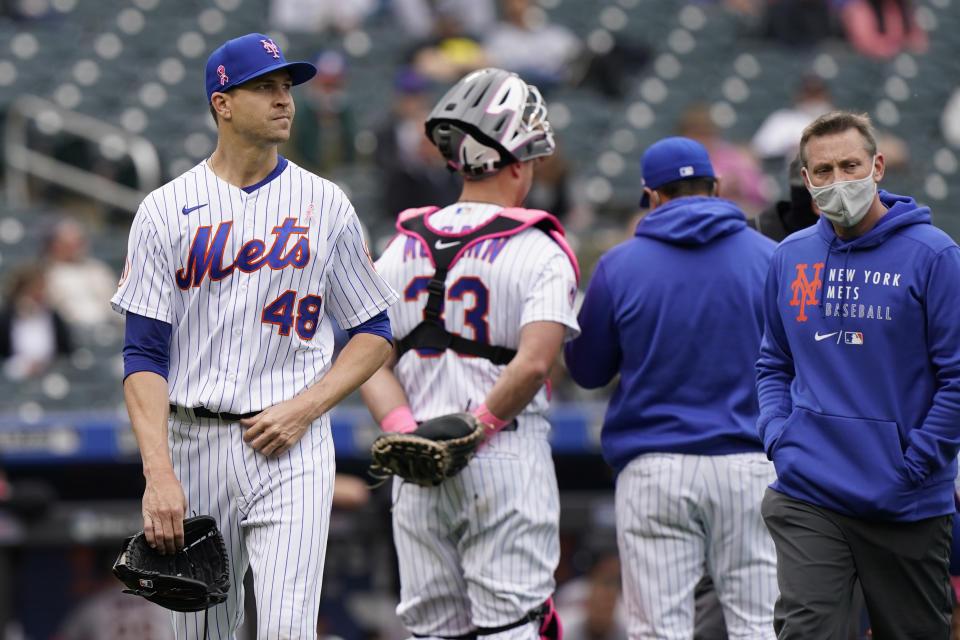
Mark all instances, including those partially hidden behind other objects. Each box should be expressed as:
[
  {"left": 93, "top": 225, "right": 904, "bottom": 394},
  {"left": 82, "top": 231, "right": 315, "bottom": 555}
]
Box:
[
  {"left": 764, "top": 414, "right": 793, "bottom": 456},
  {"left": 772, "top": 407, "right": 911, "bottom": 517}
]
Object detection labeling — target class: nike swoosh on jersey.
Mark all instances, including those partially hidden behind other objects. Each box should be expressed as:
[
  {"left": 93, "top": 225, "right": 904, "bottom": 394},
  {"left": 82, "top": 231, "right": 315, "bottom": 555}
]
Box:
[
  {"left": 182, "top": 203, "right": 209, "bottom": 215},
  {"left": 434, "top": 239, "right": 461, "bottom": 250},
  {"left": 814, "top": 331, "right": 839, "bottom": 341}
]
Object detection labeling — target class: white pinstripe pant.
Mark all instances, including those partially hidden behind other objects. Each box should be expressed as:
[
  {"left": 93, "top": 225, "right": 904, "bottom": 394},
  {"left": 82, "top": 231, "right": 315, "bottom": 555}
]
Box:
[
  {"left": 615, "top": 452, "right": 778, "bottom": 640},
  {"left": 166, "top": 413, "right": 335, "bottom": 639},
  {"left": 391, "top": 431, "right": 559, "bottom": 640}
]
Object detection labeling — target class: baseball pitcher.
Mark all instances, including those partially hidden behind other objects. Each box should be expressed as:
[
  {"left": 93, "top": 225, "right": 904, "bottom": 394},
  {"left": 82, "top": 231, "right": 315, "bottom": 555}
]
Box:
[{"left": 112, "top": 33, "right": 398, "bottom": 639}]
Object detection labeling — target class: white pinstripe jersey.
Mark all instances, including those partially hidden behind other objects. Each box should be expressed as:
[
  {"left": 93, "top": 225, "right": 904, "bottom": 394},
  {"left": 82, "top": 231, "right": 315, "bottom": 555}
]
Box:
[
  {"left": 111, "top": 157, "right": 398, "bottom": 413},
  {"left": 376, "top": 202, "right": 580, "bottom": 427}
]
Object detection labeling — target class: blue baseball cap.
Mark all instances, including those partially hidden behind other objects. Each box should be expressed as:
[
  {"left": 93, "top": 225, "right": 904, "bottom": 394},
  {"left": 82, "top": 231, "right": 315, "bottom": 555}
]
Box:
[
  {"left": 639, "top": 136, "right": 715, "bottom": 207},
  {"left": 205, "top": 33, "right": 317, "bottom": 103}
]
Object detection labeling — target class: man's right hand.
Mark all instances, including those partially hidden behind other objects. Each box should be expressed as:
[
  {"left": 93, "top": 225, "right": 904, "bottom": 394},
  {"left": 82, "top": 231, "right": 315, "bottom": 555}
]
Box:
[{"left": 141, "top": 469, "right": 187, "bottom": 554}]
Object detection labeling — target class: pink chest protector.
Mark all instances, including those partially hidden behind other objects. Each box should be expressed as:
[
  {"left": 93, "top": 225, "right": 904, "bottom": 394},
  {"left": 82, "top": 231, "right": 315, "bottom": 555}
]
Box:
[{"left": 394, "top": 206, "right": 579, "bottom": 364}]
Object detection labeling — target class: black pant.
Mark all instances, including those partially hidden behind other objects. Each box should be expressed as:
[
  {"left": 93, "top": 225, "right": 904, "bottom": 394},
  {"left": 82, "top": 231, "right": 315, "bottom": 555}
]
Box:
[{"left": 761, "top": 488, "right": 953, "bottom": 640}]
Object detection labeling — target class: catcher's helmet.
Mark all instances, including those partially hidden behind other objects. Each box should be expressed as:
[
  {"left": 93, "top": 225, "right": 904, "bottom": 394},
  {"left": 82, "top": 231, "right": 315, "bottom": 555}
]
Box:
[{"left": 425, "top": 68, "right": 555, "bottom": 178}]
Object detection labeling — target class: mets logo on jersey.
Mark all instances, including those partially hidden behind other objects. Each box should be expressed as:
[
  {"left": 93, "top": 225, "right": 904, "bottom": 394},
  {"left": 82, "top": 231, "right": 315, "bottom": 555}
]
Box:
[
  {"left": 260, "top": 39, "right": 281, "bottom": 59},
  {"left": 175, "top": 218, "right": 310, "bottom": 289},
  {"left": 789, "top": 262, "right": 823, "bottom": 322}
]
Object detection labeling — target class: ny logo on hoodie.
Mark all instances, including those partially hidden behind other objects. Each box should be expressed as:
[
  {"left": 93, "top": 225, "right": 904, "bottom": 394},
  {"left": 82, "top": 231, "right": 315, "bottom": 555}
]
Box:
[{"left": 790, "top": 262, "right": 824, "bottom": 322}]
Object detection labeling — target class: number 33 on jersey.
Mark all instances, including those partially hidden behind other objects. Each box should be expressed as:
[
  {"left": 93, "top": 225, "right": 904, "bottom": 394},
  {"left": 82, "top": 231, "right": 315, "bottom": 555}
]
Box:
[{"left": 374, "top": 202, "right": 580, "bottom": 418}]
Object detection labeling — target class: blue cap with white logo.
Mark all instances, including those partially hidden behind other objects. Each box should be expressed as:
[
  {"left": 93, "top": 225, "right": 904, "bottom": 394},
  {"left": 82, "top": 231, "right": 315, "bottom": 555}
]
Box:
[
  {"left": 204, "top": 33, "right": 317, "bottom": 103},
  {"left": 639, "top": 136, "right": 715, "bottom": 208}
]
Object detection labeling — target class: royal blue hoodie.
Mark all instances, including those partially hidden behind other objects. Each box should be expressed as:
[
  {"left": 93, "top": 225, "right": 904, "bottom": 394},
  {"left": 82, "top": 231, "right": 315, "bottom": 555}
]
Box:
[
  {"left": 564, "top": 196, "right": 775, "bottom": 472},
  {"left": 756, "top": 190, "right": 960, "bottom": 521}
]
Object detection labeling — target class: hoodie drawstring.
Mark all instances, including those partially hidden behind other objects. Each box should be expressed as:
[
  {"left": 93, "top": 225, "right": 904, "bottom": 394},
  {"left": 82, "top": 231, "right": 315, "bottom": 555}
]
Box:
[
  {"left": 818, "top": 236, "right": 837, "bottom": 319},
  {"left": 837, "top": 244, "right": 854, "bottom": 331},
  {"left": 818, "top": 236, "right": 854, "bottom": 329}
]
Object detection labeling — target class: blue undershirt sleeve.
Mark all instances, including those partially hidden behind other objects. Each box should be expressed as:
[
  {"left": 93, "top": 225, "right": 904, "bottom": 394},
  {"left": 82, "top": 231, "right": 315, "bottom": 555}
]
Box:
[
  {"left": 346, "top": 309, "right": 393, "bottom": 345},
  {"left": 123, "top": 312, "right": 172, "bottom": 380}
]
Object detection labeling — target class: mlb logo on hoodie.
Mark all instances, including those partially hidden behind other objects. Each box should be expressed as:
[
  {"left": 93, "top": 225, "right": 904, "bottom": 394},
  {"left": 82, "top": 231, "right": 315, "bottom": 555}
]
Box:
[{"left": 844, "top": 332, "right": 864, "bottom": 345}]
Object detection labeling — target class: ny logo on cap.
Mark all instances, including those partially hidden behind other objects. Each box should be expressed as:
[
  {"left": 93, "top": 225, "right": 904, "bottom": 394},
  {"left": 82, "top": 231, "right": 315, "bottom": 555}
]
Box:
[
  {"left": 260, "top": 38, "right": 281, "bottom": 59},
  {"left": 217, "top": 65, "right": 228, "bottom": 85}
]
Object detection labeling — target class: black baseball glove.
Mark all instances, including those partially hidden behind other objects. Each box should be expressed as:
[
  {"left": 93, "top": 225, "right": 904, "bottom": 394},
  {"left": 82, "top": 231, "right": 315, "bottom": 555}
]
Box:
[
  {"left": 112, "top": 515, "right": 230, "bottom": 612},
  {"left": 370, "top": 412, "right": 486, "bottom": 487}
]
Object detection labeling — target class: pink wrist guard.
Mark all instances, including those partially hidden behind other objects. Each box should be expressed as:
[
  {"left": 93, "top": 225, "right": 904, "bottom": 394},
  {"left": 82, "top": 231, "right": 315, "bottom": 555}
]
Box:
[
  {"left": 473, "top": 403, "right": 510, "bottom": 440},
  {"left": 381, "top": 406, "right": 417, "bottom": 433}
]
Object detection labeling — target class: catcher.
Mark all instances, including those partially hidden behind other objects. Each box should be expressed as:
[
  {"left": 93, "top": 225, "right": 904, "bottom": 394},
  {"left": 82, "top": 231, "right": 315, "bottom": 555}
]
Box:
[{"left": 361, "top": 68, "right": 580, "bottom": 640}]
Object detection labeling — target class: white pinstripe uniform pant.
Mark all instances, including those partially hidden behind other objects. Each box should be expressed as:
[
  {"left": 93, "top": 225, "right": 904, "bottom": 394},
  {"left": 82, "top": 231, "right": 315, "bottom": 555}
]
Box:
[
  {"left": 166, "top": 411, "right": 335, "bottom": 639},
  {"left": 615, "top": 452, "right": 778, "bottom": 640},
  {"left": 391, "top": 429, "right": 559, "bottom": 640}
]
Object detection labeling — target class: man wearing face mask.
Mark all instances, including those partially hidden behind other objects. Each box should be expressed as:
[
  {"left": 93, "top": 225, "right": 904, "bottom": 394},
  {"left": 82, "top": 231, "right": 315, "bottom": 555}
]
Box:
[{"left": 756, "top": 110, "right": 960, "bottom": 638}]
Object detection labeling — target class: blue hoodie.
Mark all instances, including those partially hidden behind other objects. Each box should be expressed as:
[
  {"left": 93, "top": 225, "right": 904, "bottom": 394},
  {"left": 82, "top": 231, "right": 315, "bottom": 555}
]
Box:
[
  {"left": 564, "top": 196, "right": 776, "bottom": 472},
  {"left": 756, "top": 190, "right": 960, "bottom": 521}
]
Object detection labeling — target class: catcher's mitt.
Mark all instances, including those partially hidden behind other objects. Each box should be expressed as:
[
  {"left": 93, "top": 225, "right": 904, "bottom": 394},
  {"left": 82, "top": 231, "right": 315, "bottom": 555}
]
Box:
[
  {"left": 371, "top": 412, "right": 486, "bottom": 487},
  {"left": 112, "top": 515, "right": 230, "bottom": 612}
]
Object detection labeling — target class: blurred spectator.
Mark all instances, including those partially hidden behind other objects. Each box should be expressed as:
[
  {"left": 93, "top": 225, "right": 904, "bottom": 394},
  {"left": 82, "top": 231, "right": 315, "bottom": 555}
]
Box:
[
  {"left": 409, "top": 17, "right": 490, "bottom": 84},
  {"left": 523, "top": 145, "right": 595, "bottom": 232},
  {"left": 42, "top": 218, "right": 119, "bottom": 332},
  {"left": 0, "top": 0, "right": 55, "bottom": 20},
  {"left": 751, "top": 75, "right": 909, "bottom": 169},
  {"left": 373, "top": 68, "right": 461, "bottom": 229},
  {"left": 0, "top": 262, "right": 72, "bottom": 380},
  {"left": 678, "top": 103, "right": 770, "bottom": 218},
  {"left": 51, "top": 546, "right": 174, "bottom": 640},
  {"left": 269, "top": 0, "right": 376, "bottom": 33},
  {"left": 481, "top": 0, "right": 650, "bottom": 98},
  {"left": 833, "top": 0, "right": 928, "bottom": 60},
  {"left": 331, "top": 472, "right": 372, "bottom": 510},
  {"left": 482, "top": 0, "right": 582, "bottom": 90},
  {"left": 556, "top": 551, "right": 627, "bottom": 640},
  {"left": 696, "top": 0, "right": 763, "bottom": 16},
  {"left": 749, "top": 156, "right": 820, "bottom": 241},
  {"left": 392, "top": 0, "right": 495, "bottom": 39},
  {"left": 941, "top": 87, "right": 960, "bottom": 149},
  {"left": 54, "top": 584, "right": 176, "bottom": 640},
  {"left": 751, "top": 74, "right": 834, "bottom": 163},
  {"left": 759, "top": 0, "right": 835, "bottom": 48},
  {"left": 286, "top": 50, "right": 357, "bottom": 172}
]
